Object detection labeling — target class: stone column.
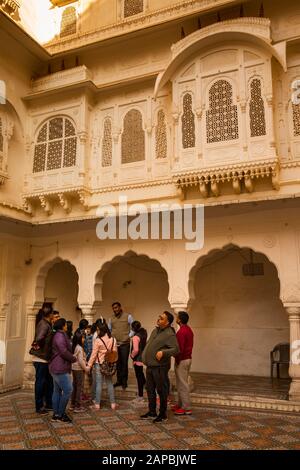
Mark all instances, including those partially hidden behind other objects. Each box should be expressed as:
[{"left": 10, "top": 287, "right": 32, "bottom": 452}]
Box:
[
  {"left": 171, "top": 303, "right": 188, "bottom": 315},
  {"left": 79, "top": 304, "right": 96, "bottom": 325},
  {"left": 23, "top": 304, "right": 41, "bottom": 386},
  {"left": 285, "top": 303, "right": 300, "bottom": 401}
]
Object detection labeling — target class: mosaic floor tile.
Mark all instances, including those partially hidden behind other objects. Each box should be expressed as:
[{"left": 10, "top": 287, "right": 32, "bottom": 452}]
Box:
[{"left": 1, "top": 390, "right": 300, "bottom": 450}]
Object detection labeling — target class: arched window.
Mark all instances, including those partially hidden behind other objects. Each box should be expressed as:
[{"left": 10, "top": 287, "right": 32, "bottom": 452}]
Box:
[
  {"left": 60, "top": 6, "right": 77, "bottom": 38},
  {"left": 124, "top": 0, "right": 144, "bottom": 18},
  {"left": 121, "top": 109, "right": 145, "bottom": 163},
  {"left": 33, "top": 117, "right": 77, "bottom": 173},
  {"left": 102, "top": 118, "right": 113, "bottom": 167},
  {"left": 182, "top": 93, "right": 195, "bottom": 149},
  {"left": 293, "top": 103, "right": 300, "bottom": 137},
  {"left": 155, "top": 110, "right": 167, "bottom": 159},
  {"left": 249, "top": 78, "right": 266, "bottom": 137},
  {"left": 206, "top": 79, "right": 239, "bottom": 143}
]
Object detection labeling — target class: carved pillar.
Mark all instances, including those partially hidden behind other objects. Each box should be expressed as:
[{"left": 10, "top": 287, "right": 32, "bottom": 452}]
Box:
[
  {"left": 284, "top": 303, "right": 300, "bottom": 401},
  {"left": 266, "top": 94, "right": 276, "bottom": 154},
  {"left": 23, "top": 303, "right": 42, "bottom": 386},
  {"left": 240, "top": 100, "right": 248, "bottom": 156},
  {"left": 171, "top": 303, "right": 188, "bottom": 315},
  {"left": 79, "top": 304, "right": 96, "bottom": 325},
  {"left": 172, "top": 104, "right": 180, "bottom": 170},
  {"left": 77, "top": 130, "right": 88, "bottom": 184}
]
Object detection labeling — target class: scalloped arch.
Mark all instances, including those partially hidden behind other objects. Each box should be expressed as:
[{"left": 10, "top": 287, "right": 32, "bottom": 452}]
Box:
[{"left": 154, "top": 17, "right": 286, "bottom": 98}]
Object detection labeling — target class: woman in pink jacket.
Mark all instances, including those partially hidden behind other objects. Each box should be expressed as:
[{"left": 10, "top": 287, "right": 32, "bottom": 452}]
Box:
[{"left": 88, "top": 324, "right": 117, "bottom": 410}]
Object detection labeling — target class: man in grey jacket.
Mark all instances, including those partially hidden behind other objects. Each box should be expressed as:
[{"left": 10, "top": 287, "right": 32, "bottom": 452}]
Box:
[{"left": 141, "top": 311, "right": 179, "bottom": 423}]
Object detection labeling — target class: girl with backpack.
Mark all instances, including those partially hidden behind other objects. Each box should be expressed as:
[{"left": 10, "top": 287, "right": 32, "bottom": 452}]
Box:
[
  {"left": 130, "top": 321, "right": 147, "bottom": 405},
  {"left": 88, "top": 324, "right": 118, "bottom": 410},
  {"left": 70, "top": 330, "right": 90, "bottom": 413}
]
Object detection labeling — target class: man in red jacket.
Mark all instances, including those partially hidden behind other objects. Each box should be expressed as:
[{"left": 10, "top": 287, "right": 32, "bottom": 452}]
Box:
[{"left": 173, "top": 311, "right": 194, "bottom": 416}]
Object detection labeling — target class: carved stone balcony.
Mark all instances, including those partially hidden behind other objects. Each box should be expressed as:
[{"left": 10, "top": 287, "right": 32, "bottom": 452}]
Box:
[
  {"left": 173, "top": 158, "right": 280, "bottom": 199},
  {"left": 28, "top": 66, "right": 94, "bottom": 98}
]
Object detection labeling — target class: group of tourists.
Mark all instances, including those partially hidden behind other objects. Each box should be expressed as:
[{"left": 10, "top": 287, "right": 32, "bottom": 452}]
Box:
[{"left": 31, "top": 301, "right": 194, "bottom": 424}]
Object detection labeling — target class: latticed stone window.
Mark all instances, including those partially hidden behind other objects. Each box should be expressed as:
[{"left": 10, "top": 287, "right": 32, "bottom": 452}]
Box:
[
  {"left": 293, "top": 104, "right": 300, "bottom": 137},
  {"left": 249, "top": 78, "right": 266, "bottom": 137},
  {"left": 124, "top": 0, "right": 143, "bottom": 18},
  {"left": 102, "top": 118, "right": 113, "bottom": 167},
  {"left": 33, "top": 117, "right": 77, "bottom": 173},
  {"left": 60, "top": 6, "right": 77, "bottom": 38},
  {"left": 121, "top": 109, "right": 145, "bottom": 163},
  {"left": 182, "top": 93, "right": 195, "bottom": 149},
  {"left": 155, "top": 110, "right": 167, "bottom": 159},
  {"left": 206, "top": 80, "right": 239, "bottom": 143}
]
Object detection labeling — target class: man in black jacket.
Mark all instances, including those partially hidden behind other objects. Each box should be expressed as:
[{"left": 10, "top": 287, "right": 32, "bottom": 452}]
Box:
[
  {"left": 32, "top": 308, "right": 54, "bottom": 414},
  {"left": 141, "top": 311, "right": 179, "bottom": 423}
]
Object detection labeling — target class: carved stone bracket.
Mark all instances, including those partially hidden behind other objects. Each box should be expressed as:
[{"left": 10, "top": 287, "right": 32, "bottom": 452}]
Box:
[
  {"left": 22, "top": 187, "right": 90, "bottom": 215},
  {"left": 58, "top": 193, "right": 72, "bottom": 214},
  {"left": 39, "top": 195, "right": 53, "bottom": 216},
  {"left": 173, "top": 157, "right": 280, "bottom": 198},
  {"left": 22, "top": 197, "right": 35, "bottom": 217},
  {"left": 78, "top": 189, "right": 91, "bottom": 211}
]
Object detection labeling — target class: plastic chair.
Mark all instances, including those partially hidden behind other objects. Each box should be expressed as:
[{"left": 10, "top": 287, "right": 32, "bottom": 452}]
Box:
[{"left": 270, "top": 343, "right": 290, "bottom": 379}]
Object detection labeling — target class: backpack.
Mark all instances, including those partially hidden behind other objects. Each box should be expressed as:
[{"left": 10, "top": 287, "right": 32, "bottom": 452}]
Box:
[
  {"left": 29, "top": 329, "right": 54, "bottom": 361},
  {"left": 99, "top": 337, "right": 118, "bottom": 377}
]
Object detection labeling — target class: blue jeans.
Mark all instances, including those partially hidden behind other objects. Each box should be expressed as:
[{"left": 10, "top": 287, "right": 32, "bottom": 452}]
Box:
[
  {"left": 33, "top": 362, "right": 53, "bottom": 411},
  {"left": 94, "top": 364, "right": 115, "bottom": 405},
  {"left": 51, "top": 372, "right": 73, "bottom": 417}
]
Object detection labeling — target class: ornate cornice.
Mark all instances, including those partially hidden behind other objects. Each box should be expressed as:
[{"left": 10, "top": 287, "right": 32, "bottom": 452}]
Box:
[
  {"left": 46, "top": 0, "right": 243, "bottom": 54},
  {"left": 174, "top": 158, "right": 280, "bottom": 197},
  {"left": 0, "top": 199, "right": 28, "bottom": 213}
]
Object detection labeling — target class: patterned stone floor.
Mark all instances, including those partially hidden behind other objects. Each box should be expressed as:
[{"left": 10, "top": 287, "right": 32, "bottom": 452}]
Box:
[
  {"left": 0, "top": 390, "right": 300, "bottom": 450},
  {"left": 189, "top": 373, "right": 291, "bottom": 400}
]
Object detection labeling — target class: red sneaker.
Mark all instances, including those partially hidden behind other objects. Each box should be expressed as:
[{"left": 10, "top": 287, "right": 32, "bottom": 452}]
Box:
[
  {"left": 184, "top": 409, "right": 192, "bottom": 415},
  {"left": 174, "top": 408, "right": 186, "bottom": 415},
  {"left": 171, "top": 404, "right": 180, "bottom": 412}
]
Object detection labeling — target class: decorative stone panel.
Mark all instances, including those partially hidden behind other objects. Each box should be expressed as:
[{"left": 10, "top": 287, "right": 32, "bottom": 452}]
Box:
[
  {"left": 124, "top": 0, "right": 143, "bottom": 18},
  {"left": 121, "top": 109, "right": 145, "bottom": 163}
]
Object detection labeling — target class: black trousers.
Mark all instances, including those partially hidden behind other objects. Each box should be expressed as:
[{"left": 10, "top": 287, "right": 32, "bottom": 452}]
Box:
[
  {"left": 116, "top": 342, "right": 130, "bottom": 387},
  {"left": 33, "top": 362, "right": 53, "bottom": 411},
  {"left": 146, "top": 366, "right": 169, "bottom": 417},
  {"left": 134, "top": 364, "right": 146, "bottom": 397}
]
